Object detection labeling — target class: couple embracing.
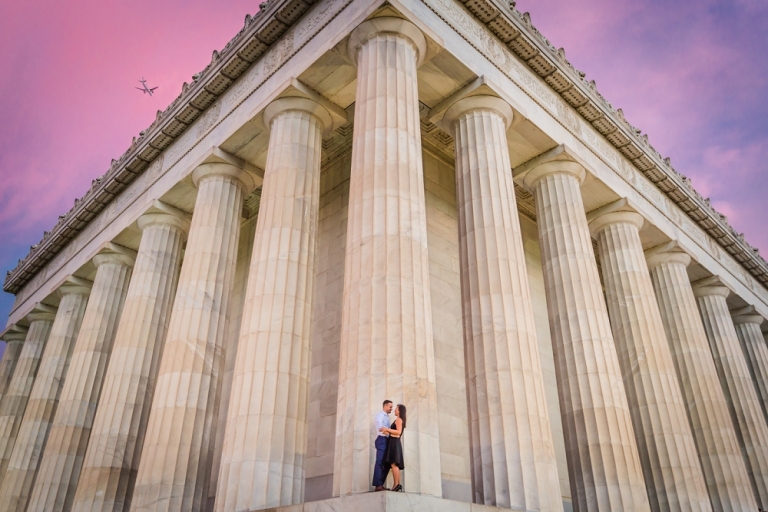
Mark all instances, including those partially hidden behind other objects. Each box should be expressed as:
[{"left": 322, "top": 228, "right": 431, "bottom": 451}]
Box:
[{"left": 372, "top": 400, "right": 406, "bottom": 492}]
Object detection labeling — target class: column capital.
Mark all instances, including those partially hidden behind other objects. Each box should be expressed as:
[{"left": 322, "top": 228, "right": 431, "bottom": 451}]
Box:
[
  {"left": 347, "top": 17, "right": 428, "bottom": 67},
  {"left": 731, "top": 305, "right": 765, "bottom": 326},
  {"left": 1, "top": 323, "right": 27, "bottom": 336},
  {"left": 732, "top": 314, "right": 764, "bottom": 326},
  {"left": 443, "top": 95, "right": 514, "bottom": 131},
  {"left": 1, "top": 331, "right": 27, "bottom": 343},
  {"left": 93, "top": 243, "right": 136, "bottom": 269},
  {"left": 137, "top": 212, "right": 191, "bottom": 235},
  {"left": 264, "top": 97, "right": 333, "bottom": 135},
  {"left": 692, "top": 277, "right": 730, "bottom": 299},
  {"left": 260, "top": 79, "right": 348, "bottom": 137},
  {"left": 513, "top": 144, "right": 589, "bottom": 192},
  {"left": 644, "top": 240, "right": 692, "bottom": 269},
  {"left": 588, "top": 210, "right": 644, "bottom": 237},
  {"left": 429, "top": 76, "right": 527, "bottom": 131},
  {"left": 192, "top": 163, "right": 257, "bottom": 194},
  {"left": 190, "top": 147, "right": 259, "bottom": 194},
  {"left": 26, "top": 303, "right": 58, "bottom": 323},
  {"left": 57, "top": 276, "right": 93, "bottom": 298},
  {"left": 646, "top": 250, "right": 691, "bottom": 269},
  {"left": 523, "top": 160, "right": 585, "bottom": 190},
  {"left": 138, "top": 200, "right": 192, "bottom": 235}
]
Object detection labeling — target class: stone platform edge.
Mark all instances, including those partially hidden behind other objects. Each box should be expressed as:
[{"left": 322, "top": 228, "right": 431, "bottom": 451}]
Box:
[{"left": 261, "top": 492, "right": 506, "bottom": 511}]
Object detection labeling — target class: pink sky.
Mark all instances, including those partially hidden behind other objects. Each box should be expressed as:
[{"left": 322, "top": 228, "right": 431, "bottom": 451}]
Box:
[{"left": 1, "top": 0, "right": 767, "bottom": 329}]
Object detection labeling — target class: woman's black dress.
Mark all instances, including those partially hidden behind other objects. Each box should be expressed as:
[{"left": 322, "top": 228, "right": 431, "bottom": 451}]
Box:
[{"left": 384, "top": 421, "right": 405, "bottom": 470}]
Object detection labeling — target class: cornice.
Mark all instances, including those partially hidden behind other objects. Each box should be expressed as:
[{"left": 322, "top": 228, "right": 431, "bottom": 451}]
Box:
[{"left": 5, "top": 0, "right": 768, "bottom": 297}]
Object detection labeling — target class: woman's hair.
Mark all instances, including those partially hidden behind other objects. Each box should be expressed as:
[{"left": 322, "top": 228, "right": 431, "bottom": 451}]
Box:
[{"left": 397, "top": 404, "right": 407, "bottom": 429}]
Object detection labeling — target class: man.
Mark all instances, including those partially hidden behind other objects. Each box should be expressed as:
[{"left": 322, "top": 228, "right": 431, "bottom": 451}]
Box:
[{"left": 373, "top": 400, "right": 393, "bottom": 491}]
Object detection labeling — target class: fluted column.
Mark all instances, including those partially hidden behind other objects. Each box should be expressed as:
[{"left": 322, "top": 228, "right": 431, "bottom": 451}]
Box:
[
  {"left": 0, "top": 281, "right": 90, "bottom": 512},
  {"left": 131, "top": 160, "right": 255, "bottom": 512},
  {"left": 27, "top": 249, "right": 134, "bottom": 512},
  {"left": 215, "top": 97, "right": 330, "bottom": 511},
  {"left": 520, "top": 161, "right": 650, "bottom": 511},
  {"left": 731, "top": 311, "right": 768, "bottom": 425},
  {"left": 589, "top": 212, "right": 710, "bottom": 511},
  {"left": 0, "top": 330, "right": 26, "bottom": 400},
  {"left": 445, "top": 96, "right": 561, "bottom": 510},
  {"left": 334, "top": 17, "right": 442, "bottom": 497},
  {"left": 694, "top": 282, "right": 768, "bottom": 508},
  {"left": 646, "top": 251, "right": 757, "bottom": 511},
  {"left": 72, "top": 212, "right": 188, "bottom": 512},
  {"left": 0, "top": 306, "right": 57, "bottom": 483}
]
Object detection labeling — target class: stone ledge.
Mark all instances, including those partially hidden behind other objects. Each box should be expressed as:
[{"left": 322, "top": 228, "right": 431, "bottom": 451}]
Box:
[{"left": 264, "top": 493, "right": 504, "bottom": 512}]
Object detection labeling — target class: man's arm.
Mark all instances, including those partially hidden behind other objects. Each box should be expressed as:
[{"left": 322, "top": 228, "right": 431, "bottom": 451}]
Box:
[
  {"left": 380, "top": 417, "right": 402, "bottom": 436},
  {"left": 376, "top": 412, "right": 389, "bottom": 434}
]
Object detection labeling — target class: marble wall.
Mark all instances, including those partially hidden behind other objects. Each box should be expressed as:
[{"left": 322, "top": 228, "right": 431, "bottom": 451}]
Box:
[
  {"left": 423, "top": 148, "right": 471, "bottom": 502},
  {"left": 305, "top": 151, "right": 351, "bottom": 501}
]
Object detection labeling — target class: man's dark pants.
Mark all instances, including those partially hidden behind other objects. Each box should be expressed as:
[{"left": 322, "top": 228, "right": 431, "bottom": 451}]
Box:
[{"left": 372, "top": 436, "right": 390, "bottom": 487}]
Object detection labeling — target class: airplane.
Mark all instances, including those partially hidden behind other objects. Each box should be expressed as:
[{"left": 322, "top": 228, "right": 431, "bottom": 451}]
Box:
[{"left": 136, "top": 78, "right": 158, "bottom": 96}]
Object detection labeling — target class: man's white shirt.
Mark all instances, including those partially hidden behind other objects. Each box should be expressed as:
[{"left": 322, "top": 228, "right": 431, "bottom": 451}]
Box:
[{"left": 376, "top": 410, "right": 390, "bottom": 438}]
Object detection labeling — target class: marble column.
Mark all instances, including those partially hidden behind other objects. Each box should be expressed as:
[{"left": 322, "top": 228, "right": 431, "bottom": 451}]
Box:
[
  {"left": 131, "top": 160, "right": 255, "bottom": 512},
  {"left": 72, "top": 212, "right": 188, "bottom": 512},
  {"left": 0, "top": 330, "right": 26, "bottom": 400},
  {"left": 0, "top": 280, "right": 90, "bottom": 512},
  {"left": 694, "top": 281, "right": 768, "bottom": 508},
  {"left": 520, "top": 160, "right": 650, "bottom": 511},
  {"left": 215, "top": 97, "right": 330, "bottom": 511},
  {"left": 445, "top": 96, "right": 562, "bottom": 510},
  {"left": 333, "top": 17, "right": 442, "bottom": 497},
  {"left": 0, "top": 305, "right": 57, "bottom": 483},
  {"left": 27, "top": 248, "right": 134, "bottom": 512},
  {"left": 207, "top": 208, "right": 257, "bottom": 511},
  {"left": 646, "top": 250, "right": 757, "bottom": 511},
  {"left": 731, "top": 310, "right": 768, "bottom": 425},
  {"left": 589, "top": 212, "right": 710, "bottom": 511}
]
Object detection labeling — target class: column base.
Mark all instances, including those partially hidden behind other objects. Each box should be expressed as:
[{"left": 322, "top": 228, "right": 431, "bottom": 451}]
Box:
[{"left": 264, "top": 493, "right": 515, "bottom": 512}]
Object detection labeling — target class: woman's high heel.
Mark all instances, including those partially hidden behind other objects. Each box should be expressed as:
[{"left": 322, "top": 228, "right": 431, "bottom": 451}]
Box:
[{"left": 392, "top": 484, "right": 403, "bottom": 492}]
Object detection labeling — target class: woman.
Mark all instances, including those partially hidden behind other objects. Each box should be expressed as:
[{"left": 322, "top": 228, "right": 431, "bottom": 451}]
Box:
[{"left": 379, "top": 404, "right": 406, "bottom": 492}]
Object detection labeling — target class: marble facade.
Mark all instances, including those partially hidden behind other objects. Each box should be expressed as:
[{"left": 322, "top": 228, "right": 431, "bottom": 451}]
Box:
[{"left": 2, "top": 0, "right": 768, "bottom": 511}]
